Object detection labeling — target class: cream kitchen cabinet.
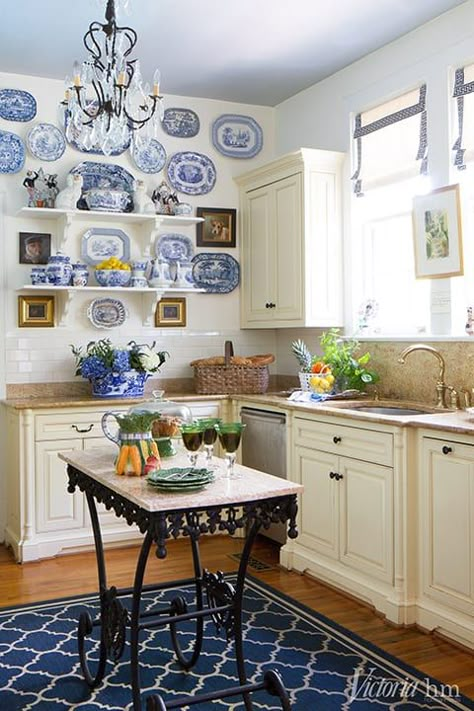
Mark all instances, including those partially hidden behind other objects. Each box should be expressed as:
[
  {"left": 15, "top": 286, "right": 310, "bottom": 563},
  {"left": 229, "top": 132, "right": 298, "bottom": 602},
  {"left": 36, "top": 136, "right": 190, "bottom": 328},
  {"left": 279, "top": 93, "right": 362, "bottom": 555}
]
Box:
[
  {"left": 417, "top": 432, "right": 474, "bottom": 648},
  {"left": 281, "top": 413, "right": 413, "bottom": 624},
  {"left": 235, "top": 148, "right": 345, "bottom": 328},
  {"left": 4, "top": 398, "right": 223, "bottom": 562}
]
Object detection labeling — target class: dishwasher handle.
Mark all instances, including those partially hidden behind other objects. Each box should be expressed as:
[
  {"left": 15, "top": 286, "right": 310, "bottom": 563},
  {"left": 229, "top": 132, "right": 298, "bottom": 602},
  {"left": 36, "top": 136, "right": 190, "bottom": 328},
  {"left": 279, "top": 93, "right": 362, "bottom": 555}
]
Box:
[{"left": 240, "top": 408, "right": 286, "bottom": 426}]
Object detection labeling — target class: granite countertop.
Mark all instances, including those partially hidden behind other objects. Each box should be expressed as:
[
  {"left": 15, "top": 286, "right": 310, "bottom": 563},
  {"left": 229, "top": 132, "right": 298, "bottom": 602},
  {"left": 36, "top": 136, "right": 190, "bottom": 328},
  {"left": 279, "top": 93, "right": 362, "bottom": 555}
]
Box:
[{"left": 2, "top": 392, "right": 228, "bottom": 410}]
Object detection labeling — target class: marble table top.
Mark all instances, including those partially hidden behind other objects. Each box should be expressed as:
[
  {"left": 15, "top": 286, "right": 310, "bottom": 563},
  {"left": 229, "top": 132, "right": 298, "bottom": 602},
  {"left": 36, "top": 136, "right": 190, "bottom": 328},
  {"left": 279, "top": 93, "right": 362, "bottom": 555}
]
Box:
[{"left": 59, "top": 448, "right": 303, "bottom": 513}]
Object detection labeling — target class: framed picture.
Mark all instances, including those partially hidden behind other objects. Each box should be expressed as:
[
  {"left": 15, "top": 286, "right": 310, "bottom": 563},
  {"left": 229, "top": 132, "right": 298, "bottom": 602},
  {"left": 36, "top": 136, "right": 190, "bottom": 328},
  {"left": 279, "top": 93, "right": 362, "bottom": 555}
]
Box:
[
  {"left": 18, "top": 295, "right": 55, "bottom": 327},
  {"left": 196, "top": 207, "right": 236, "bottom": 248},
  {"left": 155, "top": 297, "right": 186, "bottom": 327},
  {"left": 19, "top": 231, "right": 51, "bottom": 265},
  {"left": 412, "top": 185, "right": 463, "bottom": 279}
]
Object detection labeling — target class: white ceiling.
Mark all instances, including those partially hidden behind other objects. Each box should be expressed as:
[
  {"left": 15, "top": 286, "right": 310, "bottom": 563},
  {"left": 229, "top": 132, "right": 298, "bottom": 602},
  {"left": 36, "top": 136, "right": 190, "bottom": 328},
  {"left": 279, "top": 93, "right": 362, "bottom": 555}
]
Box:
[{"left": 0, "top": 0, "right": 467, "bottom": 106}]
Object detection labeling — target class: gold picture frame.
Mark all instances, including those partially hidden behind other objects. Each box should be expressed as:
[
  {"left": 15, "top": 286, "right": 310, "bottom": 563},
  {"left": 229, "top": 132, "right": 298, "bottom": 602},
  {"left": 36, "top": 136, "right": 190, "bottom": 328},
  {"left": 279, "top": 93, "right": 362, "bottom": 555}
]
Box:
[
  {"left": 412, "top": 184, "right": 463, "bottom": 279},
  {"left": 18, "top": 295, "right": 55, "bottom": 327},
  {"left": 155, "top": 297, "right": 186, "bottom": 327}
]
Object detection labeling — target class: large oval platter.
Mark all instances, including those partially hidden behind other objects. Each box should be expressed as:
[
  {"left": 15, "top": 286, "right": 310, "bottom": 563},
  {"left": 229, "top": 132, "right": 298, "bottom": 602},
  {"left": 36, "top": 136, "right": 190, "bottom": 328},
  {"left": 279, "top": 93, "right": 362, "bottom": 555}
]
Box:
[
  {"left": 161, "top": 108, "right": 200, "bottom": 138},
  {"left": 27, "top": 123, "right": 66, "bottom": 161},
  {"left": 167, "top": 151, "right": 216, "bottom": 195},
  {"left": 191, "top": 253, "right": 239, "bottom": 293},
  {"left": 0, "top": 89, "right": 37, "bottom": 122},
  {"left": 131, "top": 138, "right": 167, "bottom": 173},
  {"left": 212, "top": 114, "right": 263, "bottom": 159},
  {"left": 0, "top": 130, "right": 25, "bottom": 173},
  {"left": 155, "top": 233, "right": 194, "bottom": 262},
  {"left": 87, "top": 297, "right": 128, "bottom": 329},
  {"left": 71, "top": 161, "right": 135, "bottom": 193}
]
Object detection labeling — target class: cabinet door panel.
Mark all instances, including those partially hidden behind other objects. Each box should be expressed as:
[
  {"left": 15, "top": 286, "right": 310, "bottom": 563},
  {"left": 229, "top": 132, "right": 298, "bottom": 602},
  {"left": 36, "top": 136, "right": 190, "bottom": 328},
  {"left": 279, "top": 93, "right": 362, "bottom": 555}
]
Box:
[
  {"left": 83, "top": 437, "right": 121, "bottom": 529},
  {"left": 296, "top": 445, "right": 339, "bottom": 559},
  {"left": 242, "top": 186, "right": 273, "bottom": 323},
  {"left": 339, "top": 458, "right": 393, "bottom": 583},
  {"left": 273, "top": 173, "right": 303, "bottom": 321},
  {"left": 421, "top": 439, "right": 474, "bottom": 614},
  {"left": 35, "top": 439, "right": 84, "bottom": 532}
]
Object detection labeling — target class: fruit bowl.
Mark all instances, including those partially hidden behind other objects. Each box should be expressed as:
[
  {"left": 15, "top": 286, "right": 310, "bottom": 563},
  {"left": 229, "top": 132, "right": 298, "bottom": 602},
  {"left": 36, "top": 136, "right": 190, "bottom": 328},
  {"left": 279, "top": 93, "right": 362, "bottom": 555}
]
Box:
[{"left": 95, "top": 269, "right": 132, "bottom": 287}]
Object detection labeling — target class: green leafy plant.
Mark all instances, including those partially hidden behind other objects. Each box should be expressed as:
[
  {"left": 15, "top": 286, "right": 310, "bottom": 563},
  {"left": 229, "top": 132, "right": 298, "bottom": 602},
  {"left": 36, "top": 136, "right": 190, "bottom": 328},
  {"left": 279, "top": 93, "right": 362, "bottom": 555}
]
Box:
[{"left": 318, "top": 329, "right": 378, "bottom": 391}]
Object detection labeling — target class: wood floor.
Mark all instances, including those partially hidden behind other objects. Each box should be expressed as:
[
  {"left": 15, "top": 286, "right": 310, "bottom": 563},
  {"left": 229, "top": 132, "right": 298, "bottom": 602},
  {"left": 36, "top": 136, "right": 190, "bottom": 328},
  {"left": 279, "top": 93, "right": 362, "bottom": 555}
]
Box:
[{"left": 1, "top": 535, "right": 473, "bottom": 700}]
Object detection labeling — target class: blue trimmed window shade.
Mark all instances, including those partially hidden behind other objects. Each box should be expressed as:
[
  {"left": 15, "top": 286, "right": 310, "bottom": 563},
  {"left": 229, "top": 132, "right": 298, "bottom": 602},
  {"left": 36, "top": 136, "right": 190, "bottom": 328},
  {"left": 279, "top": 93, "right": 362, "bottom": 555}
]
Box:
[
  {"left": 453, "top": 64, "right": 474, "bottom": 170},
  {"left": 351, "top": 85, "right": 427, "bottom": 196}
]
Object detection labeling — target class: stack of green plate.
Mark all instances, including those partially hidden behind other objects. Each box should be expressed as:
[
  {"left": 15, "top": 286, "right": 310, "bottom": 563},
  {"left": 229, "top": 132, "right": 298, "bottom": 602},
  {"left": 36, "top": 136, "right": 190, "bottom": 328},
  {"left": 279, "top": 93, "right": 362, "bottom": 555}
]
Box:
[{"left": 146, "top": 467, "right": 215, "bottom": 491}]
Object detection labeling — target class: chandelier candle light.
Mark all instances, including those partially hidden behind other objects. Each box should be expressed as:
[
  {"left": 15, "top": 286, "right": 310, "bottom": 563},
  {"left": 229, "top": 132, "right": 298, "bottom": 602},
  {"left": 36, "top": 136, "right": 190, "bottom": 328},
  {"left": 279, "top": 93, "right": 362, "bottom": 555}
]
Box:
[{"left": 63, "top": 0, "right": 163, "bottom": 155}]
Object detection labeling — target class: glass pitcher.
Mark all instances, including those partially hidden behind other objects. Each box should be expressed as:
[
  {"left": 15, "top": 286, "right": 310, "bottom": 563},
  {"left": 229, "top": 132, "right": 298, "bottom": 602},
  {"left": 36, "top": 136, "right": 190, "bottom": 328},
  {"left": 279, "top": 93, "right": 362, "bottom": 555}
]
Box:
[{"left": 102, "top": 411, "right": 160, "bottom": 476}]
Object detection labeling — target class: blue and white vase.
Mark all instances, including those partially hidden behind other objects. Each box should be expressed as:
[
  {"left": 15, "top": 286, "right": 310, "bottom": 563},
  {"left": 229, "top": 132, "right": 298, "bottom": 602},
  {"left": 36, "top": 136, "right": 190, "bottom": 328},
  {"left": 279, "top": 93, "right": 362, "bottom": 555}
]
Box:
[
  {"left": 30, "top": 267, "right": 47, "bottom": 285},
  {"left": 71, "top": 262, "right": 89, "bottom": 287},
  {"left": 90, "top": 370, "right": 149, "bottom": 398},
  {"left": 46, "top": 252, "right": 72, "bottom": 286}
]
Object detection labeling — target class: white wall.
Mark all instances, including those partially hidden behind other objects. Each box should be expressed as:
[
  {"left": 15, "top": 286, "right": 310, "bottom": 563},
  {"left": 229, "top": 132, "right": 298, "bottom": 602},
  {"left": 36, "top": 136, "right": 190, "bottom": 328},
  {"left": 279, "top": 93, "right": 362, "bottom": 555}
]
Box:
[
  {"left": 274, "top": 0, "right": 474, "bottom": 373},
  {"left": 0, "top": 71, "right": 277, "bottom": 389}
]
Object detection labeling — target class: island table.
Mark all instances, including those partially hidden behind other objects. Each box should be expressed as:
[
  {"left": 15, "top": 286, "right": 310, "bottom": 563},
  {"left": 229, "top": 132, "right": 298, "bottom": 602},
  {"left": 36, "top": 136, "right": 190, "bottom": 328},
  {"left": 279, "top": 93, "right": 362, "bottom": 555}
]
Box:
[{"left": 59, "top": 448, "right": 303, "bottom": 711}]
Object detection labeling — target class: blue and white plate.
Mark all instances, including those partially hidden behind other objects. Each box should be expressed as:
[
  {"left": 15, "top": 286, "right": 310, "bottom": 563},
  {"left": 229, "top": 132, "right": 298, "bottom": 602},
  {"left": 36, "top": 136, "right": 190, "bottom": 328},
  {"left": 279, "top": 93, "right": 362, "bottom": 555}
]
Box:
[
  {"left": 155, "top": 233, "right": 194, "bottom": 262},
  {"left": 0, "top": 130, "right": 25, "bottom": 173},
  {"left": 87, "top": 297, "right": 128, "bottom": 329},
  {"left": 167, "top": 151, "right": 216, "bottom": 195},
  {"left": 81, "top": 227, "right": 131, "bottom": 265},
  {"left": 26, "top": 123, "right": 66, "bottom": 161},
  {"left": 131, "top": 138, "right": 167, "bottom": 174},
  {"left": 162, "top": 108, "right": 200, "bottom": 138},
  {"left": 70, "top": 161, "right": 135, "bottom": 193},
  {"left": 64, "top": 109, "right": 130, "bottom": 156},
  {"left": 0, "top": 89, "right": 37, "bottom": 122},
  {"left": 191, "top": 253, "right": 239, "bottom": 293},
  {"left": 212, "top": 114, "right": 263, "bottom": 159}
]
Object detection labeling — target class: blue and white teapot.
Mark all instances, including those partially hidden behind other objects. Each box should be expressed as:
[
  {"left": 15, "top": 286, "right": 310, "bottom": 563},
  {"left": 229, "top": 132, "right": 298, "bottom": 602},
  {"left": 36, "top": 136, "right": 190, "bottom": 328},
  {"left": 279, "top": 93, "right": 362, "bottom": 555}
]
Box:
[{"left": 46, "top": 252, "right": 72, "bottom": 286}]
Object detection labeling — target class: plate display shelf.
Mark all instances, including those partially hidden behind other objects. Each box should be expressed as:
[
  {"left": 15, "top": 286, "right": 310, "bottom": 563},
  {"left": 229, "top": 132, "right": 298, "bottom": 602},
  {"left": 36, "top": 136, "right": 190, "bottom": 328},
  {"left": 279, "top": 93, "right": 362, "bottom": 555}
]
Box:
[
  {"left": 17, "top": 207, "right": 205, "bottom": 327},
  {"left": 17, "top": 207, "right": 204, "bottom": 254}
]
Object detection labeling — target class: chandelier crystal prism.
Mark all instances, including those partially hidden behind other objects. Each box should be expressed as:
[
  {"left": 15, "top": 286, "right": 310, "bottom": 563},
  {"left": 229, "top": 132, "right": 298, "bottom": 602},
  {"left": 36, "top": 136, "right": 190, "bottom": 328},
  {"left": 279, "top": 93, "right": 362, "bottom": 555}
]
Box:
[{"left": 62, "top": 0, "right": 163, "bottom": 156}]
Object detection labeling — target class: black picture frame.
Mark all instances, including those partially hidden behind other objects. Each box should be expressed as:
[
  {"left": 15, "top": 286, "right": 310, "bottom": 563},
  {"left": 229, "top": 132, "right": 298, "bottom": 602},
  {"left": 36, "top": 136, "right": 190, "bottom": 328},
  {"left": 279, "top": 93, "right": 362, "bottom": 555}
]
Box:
[
  {"left": 196, "top": 207, "right": 237, "bottom": 248},
  {"left": 19, "top": 232, "right": 51, "bottom": 265}
]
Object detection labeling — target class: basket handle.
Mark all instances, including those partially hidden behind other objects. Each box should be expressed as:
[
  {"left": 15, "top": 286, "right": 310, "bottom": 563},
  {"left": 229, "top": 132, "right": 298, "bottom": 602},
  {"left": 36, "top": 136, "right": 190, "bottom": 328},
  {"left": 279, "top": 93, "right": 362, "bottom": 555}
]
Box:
[{"left": 224, "top": 340, "right": 234, "bottom": 366}]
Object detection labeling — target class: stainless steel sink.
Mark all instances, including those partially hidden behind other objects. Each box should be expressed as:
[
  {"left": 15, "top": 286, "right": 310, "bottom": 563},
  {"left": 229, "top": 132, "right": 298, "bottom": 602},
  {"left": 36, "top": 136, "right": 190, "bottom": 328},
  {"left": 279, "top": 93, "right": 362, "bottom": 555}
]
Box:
[
  {"left": 321, "top": 399, "right": 445, "bottom": 416},
  {"left": 350, "top": 406, "right": 430, "bottom": 416}
]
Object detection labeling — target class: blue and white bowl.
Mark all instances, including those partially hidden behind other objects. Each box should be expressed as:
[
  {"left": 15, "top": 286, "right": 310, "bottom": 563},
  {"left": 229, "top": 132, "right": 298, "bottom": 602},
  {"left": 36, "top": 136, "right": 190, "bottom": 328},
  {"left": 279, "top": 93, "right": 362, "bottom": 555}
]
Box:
[
  {"left": 85, "top": 188, "right": 132, "bottom": 212},
  {"left": 30, "top": 267, "right": 47, "bottom": 285},
  {"left": 95, "top": 269, "right": 131, "bottom": 287}
]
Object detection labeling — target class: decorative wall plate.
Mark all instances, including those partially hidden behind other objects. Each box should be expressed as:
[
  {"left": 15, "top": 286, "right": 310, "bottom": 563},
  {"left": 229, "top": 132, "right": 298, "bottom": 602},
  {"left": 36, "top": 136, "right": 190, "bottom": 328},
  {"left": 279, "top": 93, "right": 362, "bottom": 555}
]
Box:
[
  {"left": 87, "top": 297, "right": 128, "bottom": 329},
  {"left": 0, "top": 89, "right": 37, "bottom": 122},
  {"left": 0, "top": 130, "right": 25, "bottom": 173},
  {"left": 70, "top": 161, "right": 135, "bottom": 193},
  {"left": 167, "top": 151, "right": 216, "bottom": 195},
  {"left": 81, "top": 227, "right": 131, "bottom": 265},
  {"left": 161, "top": 108, "right": 200, "bottom": 138},
  {"left": 26, "top": 123, "right": 66, "bottom": 161},
  {"left": 131, "top": 138, "right": 167, "bottom": 173},
  {"left": 212, "top": 114, "right": 263, "bottom": 158},
  {"left": 191, "top": 253, "right": 240, "bottom": 293},
  {"left": 155, "top": 233, "right": 194, "bottom": 262},
  {"left": 64, "top": 112, "right": 130, "bottom": 156}
]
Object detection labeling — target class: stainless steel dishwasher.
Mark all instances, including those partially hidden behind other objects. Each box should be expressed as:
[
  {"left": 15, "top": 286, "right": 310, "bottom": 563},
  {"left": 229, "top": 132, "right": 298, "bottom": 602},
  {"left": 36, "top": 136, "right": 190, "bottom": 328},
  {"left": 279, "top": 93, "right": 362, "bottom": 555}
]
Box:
[{"left": 240, "top": 407, "right": 287, "bottom": 544}]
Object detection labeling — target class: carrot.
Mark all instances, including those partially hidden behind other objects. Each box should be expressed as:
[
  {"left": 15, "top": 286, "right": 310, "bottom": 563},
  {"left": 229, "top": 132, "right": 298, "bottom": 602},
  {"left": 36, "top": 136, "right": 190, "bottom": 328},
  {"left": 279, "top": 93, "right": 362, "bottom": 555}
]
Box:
[
  {"left": 116, "top": 445, "right": 129, "bottom": 475},
  {"left": 129, "top": 445, "right": 142, "bottom": 476}
]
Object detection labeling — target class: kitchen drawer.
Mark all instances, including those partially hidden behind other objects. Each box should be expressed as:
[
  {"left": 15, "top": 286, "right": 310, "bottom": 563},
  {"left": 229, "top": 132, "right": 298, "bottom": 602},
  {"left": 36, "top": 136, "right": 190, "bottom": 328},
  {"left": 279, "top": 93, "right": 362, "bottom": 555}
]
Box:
[
  {"left": 35, "top": 409, "right": 127, "bottom": 441},
  {"left": 294, "top": 416, "right": 393, "bottom": 466}
]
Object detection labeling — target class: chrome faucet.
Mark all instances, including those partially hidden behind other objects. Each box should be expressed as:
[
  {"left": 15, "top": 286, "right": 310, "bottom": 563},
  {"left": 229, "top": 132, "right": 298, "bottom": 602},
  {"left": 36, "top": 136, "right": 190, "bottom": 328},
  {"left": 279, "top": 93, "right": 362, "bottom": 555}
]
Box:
[{"left": 397, "top": 344, "right": 450, "bottom": 408}]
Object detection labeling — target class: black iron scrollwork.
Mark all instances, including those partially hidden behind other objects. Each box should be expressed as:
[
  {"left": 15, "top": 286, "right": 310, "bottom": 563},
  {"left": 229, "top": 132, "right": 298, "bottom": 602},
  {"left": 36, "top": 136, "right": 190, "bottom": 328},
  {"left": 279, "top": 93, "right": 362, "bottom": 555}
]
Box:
[
  {"left": 102, "top": 586, "right": 128, "bottom": 662},
  {"left": 203, "top": 570, "right": 236, "bottom": 640}
]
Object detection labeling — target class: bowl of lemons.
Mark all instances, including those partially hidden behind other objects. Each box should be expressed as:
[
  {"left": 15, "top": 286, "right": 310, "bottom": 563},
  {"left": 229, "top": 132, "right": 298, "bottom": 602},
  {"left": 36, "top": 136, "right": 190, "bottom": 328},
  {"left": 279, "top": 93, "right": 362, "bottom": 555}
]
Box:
[
  {"left": 95, "top": 257, "right": 132, "bottom": 287},
  {"left": 309, "top": 362, "right": 335, "bottom": 400}
]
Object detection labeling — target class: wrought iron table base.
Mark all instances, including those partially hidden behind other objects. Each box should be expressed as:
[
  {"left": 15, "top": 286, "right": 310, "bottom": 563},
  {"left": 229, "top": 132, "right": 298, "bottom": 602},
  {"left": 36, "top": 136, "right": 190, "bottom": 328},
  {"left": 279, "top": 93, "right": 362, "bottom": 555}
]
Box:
[{"left": 67, "top": 465, "right": 298, "bottom": 710}]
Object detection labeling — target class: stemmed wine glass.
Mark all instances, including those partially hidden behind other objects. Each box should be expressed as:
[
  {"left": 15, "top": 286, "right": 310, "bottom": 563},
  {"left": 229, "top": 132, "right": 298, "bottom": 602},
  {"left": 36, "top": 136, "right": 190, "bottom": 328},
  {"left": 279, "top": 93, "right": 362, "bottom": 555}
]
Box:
[
  {"left": 197, "top": 418, "right": 222, "bottom": 469},
  {"left": 180, "top": 423, "right": 204, "bottom": 467},
  {"left": 214, "top": 422, "right": 246, "bottom": 478}
]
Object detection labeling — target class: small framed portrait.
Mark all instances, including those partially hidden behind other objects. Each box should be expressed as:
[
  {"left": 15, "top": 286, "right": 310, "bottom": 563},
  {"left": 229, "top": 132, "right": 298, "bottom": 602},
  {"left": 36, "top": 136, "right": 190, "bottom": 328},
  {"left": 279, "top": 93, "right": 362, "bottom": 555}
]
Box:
[
  {"left": 18, "top": 295, "right": 55, "bottom": 327},
  {"left": 155, "top": 297, "right": 186, "bottom": 327},
  {"left": 412, "top": 184, "right": 463, "bottom": 279},
  {"left": 19, "top": 232, "right": 51, "bottom": 265},
  {"left": 196, "top": 207, "right": 236, "bottom": 248}
]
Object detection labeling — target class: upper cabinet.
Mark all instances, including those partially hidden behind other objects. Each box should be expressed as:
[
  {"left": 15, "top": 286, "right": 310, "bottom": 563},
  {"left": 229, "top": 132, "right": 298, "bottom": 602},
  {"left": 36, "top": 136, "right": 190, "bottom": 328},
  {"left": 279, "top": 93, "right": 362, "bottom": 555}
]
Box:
[{"left": 235, "top": 149, "right": 345, "bottom": 329}]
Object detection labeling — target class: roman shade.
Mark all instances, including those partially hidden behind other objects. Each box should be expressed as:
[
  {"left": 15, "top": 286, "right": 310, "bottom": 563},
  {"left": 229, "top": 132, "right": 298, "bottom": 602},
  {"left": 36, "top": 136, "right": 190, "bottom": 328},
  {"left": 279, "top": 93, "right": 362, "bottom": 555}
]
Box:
[
  {"left": 453, "top": 63, "right": 474, "bottom": 170},
  {"left": 351, "top": 85, "right": 427, "bottom": 195}
]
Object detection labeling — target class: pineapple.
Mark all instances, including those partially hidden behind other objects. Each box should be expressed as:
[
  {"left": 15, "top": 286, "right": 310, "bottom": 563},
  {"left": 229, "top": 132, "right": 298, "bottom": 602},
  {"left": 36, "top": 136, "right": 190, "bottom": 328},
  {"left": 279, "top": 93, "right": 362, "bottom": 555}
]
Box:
[{"left": 291, "top": 339, "right": 312, "bottom": 372}]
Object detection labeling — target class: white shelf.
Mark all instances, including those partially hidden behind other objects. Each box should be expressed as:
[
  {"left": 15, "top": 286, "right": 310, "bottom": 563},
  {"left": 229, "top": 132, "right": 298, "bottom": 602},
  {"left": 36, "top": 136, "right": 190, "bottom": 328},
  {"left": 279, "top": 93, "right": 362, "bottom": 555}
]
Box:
[
  {"left": 17, "top": 207, "right": 204, "bottom": 253},
  {"left": 18, "top": 285, "right": 205, "bottom": 327}
]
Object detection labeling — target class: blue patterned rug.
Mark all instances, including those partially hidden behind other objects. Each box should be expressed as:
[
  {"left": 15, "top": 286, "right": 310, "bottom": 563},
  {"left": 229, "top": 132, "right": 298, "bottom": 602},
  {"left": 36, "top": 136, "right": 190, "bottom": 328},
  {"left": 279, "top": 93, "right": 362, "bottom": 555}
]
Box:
[{"left": 0, "top": 576, "right": 472, "bottom": 710}]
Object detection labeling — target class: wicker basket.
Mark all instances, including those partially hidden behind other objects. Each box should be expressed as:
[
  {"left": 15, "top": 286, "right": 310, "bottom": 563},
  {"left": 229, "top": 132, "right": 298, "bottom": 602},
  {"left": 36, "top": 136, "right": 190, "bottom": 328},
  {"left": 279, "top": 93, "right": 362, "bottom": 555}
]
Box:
[
  {"left": 298, "top": 372, "right": 313, "bottom": 391},
  {"left": 193, "top": 341, "right": 270, "bottom": 395}
]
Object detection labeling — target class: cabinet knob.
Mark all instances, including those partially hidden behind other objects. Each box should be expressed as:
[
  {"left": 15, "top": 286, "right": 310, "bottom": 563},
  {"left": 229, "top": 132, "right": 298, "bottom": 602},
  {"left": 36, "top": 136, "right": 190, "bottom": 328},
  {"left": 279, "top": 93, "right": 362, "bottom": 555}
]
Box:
[
  {"left": 442, "top": 445, "right": 452, "bottom": 455},
  {"left": 333, "top": 436, "right": 342, "bottom": 444},
  {"left": 71, "top": 423, "right": 94, "bottom": 434},
  {"left": 329, "top": 471, "right": 336, "bottom": 479},
  {"left": 269, "top": 302, "right": 276, "bottom": 308},
  {"left": 265, "top": 302, "right": 270, "bottom": 309},
  {"left": 335, "top": 473, "right": 344, "bottom": 481}
]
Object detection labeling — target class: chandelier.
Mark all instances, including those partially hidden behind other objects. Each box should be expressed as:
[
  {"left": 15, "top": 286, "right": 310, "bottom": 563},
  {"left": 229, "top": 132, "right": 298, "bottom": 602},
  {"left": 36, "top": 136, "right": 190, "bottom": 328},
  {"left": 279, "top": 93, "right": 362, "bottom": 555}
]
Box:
[{"left": 63, "top": 0, "right": 163, "bottom": 155}]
